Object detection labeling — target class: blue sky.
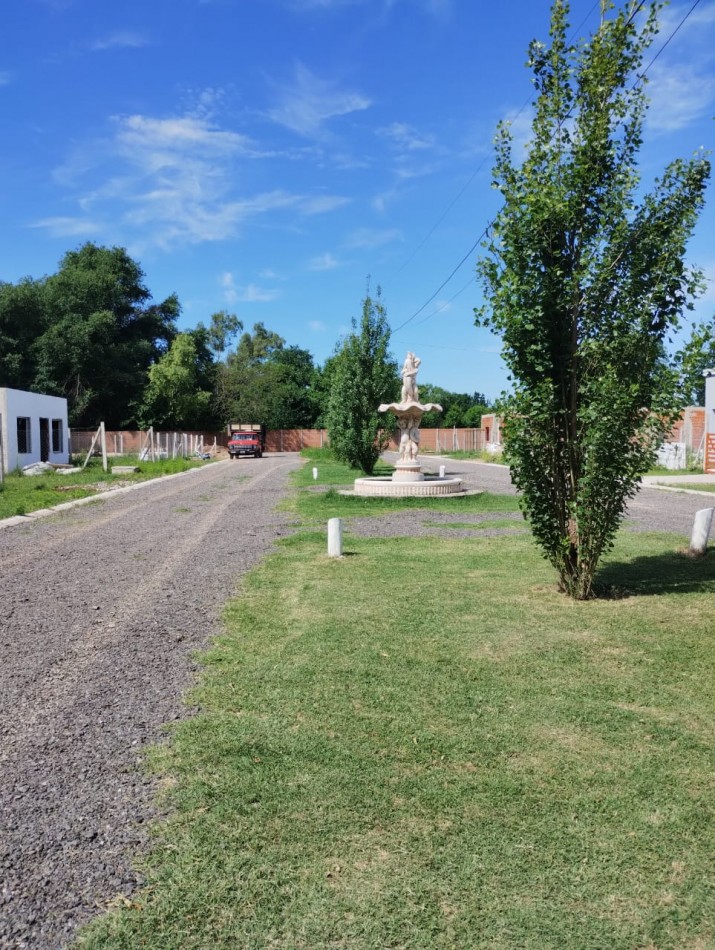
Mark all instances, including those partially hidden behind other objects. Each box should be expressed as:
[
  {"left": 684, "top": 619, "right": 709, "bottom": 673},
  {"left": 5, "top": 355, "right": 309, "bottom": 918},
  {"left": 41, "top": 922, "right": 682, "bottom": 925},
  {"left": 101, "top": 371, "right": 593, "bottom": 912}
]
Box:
[{"left": 2, "top": 0, "right": 714, "bottom": 401}]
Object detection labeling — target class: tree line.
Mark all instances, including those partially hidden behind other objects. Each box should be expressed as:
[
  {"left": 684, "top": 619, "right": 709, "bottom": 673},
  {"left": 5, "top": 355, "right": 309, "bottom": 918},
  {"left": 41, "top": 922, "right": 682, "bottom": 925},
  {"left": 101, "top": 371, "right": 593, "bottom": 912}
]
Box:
[{"left": 0, "top": 242, "right": 490, "bottom": 431}]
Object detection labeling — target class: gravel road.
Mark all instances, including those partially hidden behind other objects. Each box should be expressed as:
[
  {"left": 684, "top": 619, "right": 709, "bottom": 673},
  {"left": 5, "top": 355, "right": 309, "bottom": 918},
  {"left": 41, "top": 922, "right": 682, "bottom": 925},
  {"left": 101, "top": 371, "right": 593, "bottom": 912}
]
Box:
[
  {"left": 416, "top": 455, "right": 715, "bottom": 540},
  {"left": 0, "top": 455, "right": 301, "bottom": 950}
]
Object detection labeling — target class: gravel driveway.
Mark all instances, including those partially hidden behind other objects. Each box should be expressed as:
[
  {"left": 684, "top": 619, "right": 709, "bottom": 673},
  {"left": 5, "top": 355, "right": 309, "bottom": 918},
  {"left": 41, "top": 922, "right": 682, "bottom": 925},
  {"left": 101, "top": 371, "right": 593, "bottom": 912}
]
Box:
[{"left": 0, "top": 455, "right": 301, "bottom": 950}]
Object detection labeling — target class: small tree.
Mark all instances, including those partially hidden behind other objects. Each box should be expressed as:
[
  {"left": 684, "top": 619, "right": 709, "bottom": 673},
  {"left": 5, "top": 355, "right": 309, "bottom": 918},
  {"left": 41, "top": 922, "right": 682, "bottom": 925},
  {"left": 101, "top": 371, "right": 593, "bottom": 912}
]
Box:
[
  {"left": 477, "top": 0, "right": 710, "bottom": 599},
  {"left": 138, "top": 333, "right": 213, "bottom": 430},
  {"left": 674, "top": 318, "right": 715, "bottom": 407},
  {"left": 327, "top": 288, "right": 398, "bottom": 474}
]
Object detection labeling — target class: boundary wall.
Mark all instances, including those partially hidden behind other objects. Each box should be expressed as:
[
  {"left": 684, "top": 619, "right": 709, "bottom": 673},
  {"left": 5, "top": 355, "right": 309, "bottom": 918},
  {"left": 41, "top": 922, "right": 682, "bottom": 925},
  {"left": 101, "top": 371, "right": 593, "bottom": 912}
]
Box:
[{"left": 69, "top": 406, "right": 707, "bottom": 466}]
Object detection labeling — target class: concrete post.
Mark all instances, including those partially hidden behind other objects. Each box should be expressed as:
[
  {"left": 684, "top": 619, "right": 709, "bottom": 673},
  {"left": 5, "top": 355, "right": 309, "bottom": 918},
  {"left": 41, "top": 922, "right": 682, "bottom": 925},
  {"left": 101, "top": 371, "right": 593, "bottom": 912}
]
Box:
[
  {"left": 312, "top": 467, "right": 318, "bottom": 480},
  {"left": 328, "top": 518, "right": 343, "bottom": 557},
  {"left": 689, "top": 507, "right": 714, "bottom": 556},
  {"left": 439, "top": 464, "right": 446, "bottom": 478}
]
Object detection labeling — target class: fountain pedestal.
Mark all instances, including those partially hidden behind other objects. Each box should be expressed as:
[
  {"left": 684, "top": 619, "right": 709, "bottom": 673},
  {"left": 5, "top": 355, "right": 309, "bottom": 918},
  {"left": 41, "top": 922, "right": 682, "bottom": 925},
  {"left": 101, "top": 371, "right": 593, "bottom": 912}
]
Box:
[{"left": 350, "top": 397, "right": 465, "bottom": 498}]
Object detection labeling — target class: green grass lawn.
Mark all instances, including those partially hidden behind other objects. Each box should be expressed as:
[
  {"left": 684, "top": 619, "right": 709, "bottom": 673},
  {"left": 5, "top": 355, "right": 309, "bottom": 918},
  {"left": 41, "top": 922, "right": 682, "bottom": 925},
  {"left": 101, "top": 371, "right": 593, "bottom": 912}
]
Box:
[
  {"left": 0, "top": 456, "right": 212, "bottom": 520},
  {"left": 661, "top": 483, "right": 715, "bottom": 494},
  {"left": 75, "top": 458, "right": 715, "bottom": 949},
  {"left": 645, "top": 466, "right": 708, "bottom": 477}
]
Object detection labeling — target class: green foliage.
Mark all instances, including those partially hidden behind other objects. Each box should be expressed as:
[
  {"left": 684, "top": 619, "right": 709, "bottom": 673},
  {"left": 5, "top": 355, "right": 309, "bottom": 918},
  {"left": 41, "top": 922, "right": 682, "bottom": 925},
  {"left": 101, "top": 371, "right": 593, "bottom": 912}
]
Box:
[
  {"left": 218, "top": 323, "right": 319, "bottom": 429},
  {"left": 325, "top": 288, "right": 399, "bottom": 474},
  {"left": 477, "top": 0, "right": 710, "bottom": 599},
  {"left": 138, "top": 333, "right": 215, "bottom": 430},
  {"left": 418, "top": 384, "right": 491, "bottom": 427},
  {"left": 673, "top": 318, "right": 715, "bottom": 406},
  {"left": 204, "top": 310, "right": 242, "bottom": 357},
  {"left": 0, "top": 243, "right": 179, "bottom": 427},
  {"left": 0, "top": 277, "right": 47, "bottom": 389}
]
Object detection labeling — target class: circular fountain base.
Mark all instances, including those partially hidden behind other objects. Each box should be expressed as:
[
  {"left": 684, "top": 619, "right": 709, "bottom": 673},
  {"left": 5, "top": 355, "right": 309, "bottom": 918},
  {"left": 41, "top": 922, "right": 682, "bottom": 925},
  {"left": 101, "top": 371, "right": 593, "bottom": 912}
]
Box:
[{"left": 349, "top": 476, "right": 466, "bottom": 498}]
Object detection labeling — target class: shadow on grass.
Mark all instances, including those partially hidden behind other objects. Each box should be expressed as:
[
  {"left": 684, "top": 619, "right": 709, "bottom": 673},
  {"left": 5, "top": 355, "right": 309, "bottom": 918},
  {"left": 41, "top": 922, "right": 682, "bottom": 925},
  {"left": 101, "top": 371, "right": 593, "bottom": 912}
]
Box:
[{"left": 596, "top": 549, "right": 715, "bottom": 597}]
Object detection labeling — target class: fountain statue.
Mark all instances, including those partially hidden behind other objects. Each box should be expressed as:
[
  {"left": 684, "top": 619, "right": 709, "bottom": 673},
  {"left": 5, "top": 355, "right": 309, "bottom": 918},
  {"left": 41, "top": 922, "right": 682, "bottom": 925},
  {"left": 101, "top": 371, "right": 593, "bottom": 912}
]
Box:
[{"left": 351, "top": 351, "right": 465, "bottom": 497}]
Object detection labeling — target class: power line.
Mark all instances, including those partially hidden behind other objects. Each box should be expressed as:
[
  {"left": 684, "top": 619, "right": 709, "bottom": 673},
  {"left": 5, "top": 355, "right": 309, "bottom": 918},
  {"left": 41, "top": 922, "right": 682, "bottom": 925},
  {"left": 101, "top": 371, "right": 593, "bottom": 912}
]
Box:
[
  {"left": 392, "top": 274, "right": 477, "bottom": 339},
  {"left": 392, "top": 231, "right": 487, "bottom": 333},
  {"left": 390, "top": 0, "right": 703, "bottom": 336},
  {"left": 388, "top": 2, "right": 602, "bottom": 287}
]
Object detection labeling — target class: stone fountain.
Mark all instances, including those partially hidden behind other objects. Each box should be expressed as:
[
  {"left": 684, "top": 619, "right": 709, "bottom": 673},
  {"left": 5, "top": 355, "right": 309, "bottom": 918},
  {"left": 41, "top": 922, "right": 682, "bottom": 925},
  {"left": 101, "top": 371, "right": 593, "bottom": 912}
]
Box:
[{"left": 352, "top": 352, "right": 465, "bottom": 497}]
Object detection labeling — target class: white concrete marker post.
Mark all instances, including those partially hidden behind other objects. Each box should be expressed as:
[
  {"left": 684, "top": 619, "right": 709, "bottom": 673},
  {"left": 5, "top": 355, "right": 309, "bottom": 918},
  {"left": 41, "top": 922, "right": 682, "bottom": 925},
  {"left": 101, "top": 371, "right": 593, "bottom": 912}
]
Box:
[
  {"left": 312, "top": 467, "right": 318, "bottom": 480},
  {"left": 328, "top": 518, "right": 343, "bottom": 558},
  {"left": 689, "top": 507, "right": 714, "bottom": 556},
  {"left": 439, "top": 464, "right": 446, "bottom": 478}
]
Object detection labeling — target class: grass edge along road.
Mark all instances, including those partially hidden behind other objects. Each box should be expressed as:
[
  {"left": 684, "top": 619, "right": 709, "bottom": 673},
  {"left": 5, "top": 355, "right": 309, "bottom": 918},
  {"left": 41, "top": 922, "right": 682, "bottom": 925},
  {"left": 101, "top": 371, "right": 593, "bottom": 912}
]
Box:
[
  {"left": 0, "top": 456, "right": 211, "bottom": 521},
  {"left": 75, "top": 451, "right": 714, "bottom": 949}
]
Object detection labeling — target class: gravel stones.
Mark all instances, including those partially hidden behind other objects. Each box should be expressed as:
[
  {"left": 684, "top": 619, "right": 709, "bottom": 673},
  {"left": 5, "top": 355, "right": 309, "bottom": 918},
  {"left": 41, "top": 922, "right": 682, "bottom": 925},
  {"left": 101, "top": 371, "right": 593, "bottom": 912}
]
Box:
[{"left": 0, "top": 457, "right": 300, "bottom": 949}]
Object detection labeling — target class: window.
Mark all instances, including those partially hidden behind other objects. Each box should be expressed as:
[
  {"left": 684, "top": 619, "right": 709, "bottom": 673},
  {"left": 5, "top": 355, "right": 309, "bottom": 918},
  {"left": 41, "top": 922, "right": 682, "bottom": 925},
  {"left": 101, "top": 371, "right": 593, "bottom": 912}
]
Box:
[
  {"left": 52, "top": 419, "right": 64, "bottom": 453},
  {"left": 17, "top": 417, "right": 31, "bottom": 454}
]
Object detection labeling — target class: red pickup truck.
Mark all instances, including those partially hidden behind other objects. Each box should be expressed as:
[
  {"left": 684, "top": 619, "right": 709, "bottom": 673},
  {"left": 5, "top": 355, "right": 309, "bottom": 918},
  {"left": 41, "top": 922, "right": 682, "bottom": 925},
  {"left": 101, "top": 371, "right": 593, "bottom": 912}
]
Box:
[{"left": 227, "top": 425, "right": 265, "bottom": 459}]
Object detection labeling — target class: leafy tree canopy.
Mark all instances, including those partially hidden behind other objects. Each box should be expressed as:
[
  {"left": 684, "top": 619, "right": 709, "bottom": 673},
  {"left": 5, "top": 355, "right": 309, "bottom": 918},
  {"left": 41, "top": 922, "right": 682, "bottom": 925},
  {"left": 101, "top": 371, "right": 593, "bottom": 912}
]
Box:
[
  {"left": 138, "top": 333, "right": 214, "bottom": 430},
  {"left": 0, "top": 243, "right": 179, "bottom": 427},
  {"left": 326, "top": 287, "right": 399, "bottom": 474},
  {"left": 218, "top": 323, "right": 319, "bottom": 430},
  {"left": 673, "top": 318, "right": 715, "bottom": 407},
  {"left": 476, "top": 0, "right": 710, "bottom": 599},
  {"left": 0, "top": 277, "right": 47, "bottom": 390},
  {"left": 417, "top": 384, "right": 491, "bottom": 428}
]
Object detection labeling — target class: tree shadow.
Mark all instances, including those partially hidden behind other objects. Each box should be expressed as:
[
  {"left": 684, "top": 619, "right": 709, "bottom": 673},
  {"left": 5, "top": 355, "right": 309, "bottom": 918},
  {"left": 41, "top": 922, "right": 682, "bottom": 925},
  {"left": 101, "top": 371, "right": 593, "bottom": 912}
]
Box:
[{"left": 596, "top": 550, "right": 715, "bottom": 597}]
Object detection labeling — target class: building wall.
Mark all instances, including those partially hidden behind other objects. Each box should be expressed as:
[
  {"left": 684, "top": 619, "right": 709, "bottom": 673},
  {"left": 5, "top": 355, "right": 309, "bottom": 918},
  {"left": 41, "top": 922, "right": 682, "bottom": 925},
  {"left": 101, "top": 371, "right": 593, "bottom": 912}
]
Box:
[
  {"left": 0, "top": 388, "right": 69, "bottom": 474},
  {"left": 667, "top": 406, "right": 706, "bottom": 454},
  {"left": 705, "top": 370, "right": 715, "bottom": 472}
]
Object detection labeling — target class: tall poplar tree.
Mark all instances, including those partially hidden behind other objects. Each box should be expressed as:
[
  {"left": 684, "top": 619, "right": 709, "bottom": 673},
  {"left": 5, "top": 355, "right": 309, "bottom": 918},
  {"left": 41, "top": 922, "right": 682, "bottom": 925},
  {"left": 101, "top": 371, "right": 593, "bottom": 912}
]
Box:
[
  {"left": 326, "top": 288, "right": 398, "bottom": 474},
  {"left": 477, "top": 0, "right": 710, "bottom": 599}
]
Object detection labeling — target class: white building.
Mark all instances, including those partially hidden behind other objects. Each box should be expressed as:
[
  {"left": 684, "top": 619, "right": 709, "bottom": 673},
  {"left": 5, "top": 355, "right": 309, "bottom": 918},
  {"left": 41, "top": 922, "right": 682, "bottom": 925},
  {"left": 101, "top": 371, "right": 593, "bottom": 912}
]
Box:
[{"left": 0, "top": 388, "right": 69, "bottom": 474}]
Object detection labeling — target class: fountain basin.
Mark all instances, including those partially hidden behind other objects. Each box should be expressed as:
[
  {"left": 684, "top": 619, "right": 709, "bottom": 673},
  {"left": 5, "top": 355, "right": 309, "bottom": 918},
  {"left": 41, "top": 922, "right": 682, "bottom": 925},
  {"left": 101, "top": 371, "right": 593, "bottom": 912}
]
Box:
[{"left": 349, "top": 475, "right": 466, "bottom": 497}]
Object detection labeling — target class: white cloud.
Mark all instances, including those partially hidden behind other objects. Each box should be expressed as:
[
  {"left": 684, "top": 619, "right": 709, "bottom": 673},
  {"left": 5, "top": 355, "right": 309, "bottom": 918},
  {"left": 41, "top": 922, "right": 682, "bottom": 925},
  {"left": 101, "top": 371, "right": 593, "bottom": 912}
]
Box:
[
  {"left": 298, "top": 194, "right": 351, "bottom": 214},
  {"left": 40, "top": 103, "right": 351, "bottom": 251},
  {"left": 31, "top": 216, "right": 103, "bottom": 237},
  {"left": 115, "top": 114, "right": 254, "bottom": 158},
  {"left": 394, "top": 161, "right": 437, "bottom": 181},
  {"left": 378, "top": 122, "right": 434, "bottom": 151},
  {"left": 309, "top": 319, "right": 327, "bottom": 331},
  {"left": 646, "top": 62, "right": 715, "bottom": 133},
  {"left": 308, "top": 252, "right": 341, "bottom": 271},
  {"left": 234, "top": 283, "right": 281, "bottom": 303},
  {"left": 221, "top": 271, "right": 238, "bottom": 304},
  {"left": 646, "top": 1, "right": 715, "bottom": 132},
  {"left": 90, "top": 31, "right": 149, "bottom": 51},
  {"left": 267, "top": 63, "right": 371, "bottom": 137},
  {"left": 345, "top": 227, "right": 402, "bottom": 249}
]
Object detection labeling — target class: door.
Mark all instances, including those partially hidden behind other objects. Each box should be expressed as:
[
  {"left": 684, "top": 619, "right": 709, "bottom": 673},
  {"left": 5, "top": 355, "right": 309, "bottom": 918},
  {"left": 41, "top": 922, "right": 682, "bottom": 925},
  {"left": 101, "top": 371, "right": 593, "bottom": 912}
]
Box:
[{"left": 40, "top": 417, "right": 50, "bottom": 462}]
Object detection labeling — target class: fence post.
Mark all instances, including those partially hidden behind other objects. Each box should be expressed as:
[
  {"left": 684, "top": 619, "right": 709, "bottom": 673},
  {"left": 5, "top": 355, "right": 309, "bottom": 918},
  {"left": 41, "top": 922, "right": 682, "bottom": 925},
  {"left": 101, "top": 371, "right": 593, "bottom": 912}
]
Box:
[{"left": 100, "top": 421, "right": 108, "bottom": 471}]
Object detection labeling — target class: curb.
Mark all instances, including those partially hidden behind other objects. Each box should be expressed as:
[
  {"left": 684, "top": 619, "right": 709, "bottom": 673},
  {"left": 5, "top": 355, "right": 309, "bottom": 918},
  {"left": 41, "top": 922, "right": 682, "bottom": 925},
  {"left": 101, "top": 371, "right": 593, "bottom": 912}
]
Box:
[
  {"left": 641, "top": 484, "right": 715, "bottom": 498},
  {"left": 0, "top": 460, "right": 231, "bottom": 531}
]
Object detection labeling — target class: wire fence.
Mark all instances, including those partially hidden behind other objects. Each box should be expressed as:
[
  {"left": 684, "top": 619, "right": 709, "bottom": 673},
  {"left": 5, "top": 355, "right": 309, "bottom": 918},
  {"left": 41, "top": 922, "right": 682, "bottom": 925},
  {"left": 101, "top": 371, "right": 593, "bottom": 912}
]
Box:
[{"left": 68, "top": 428, "right": 221, "bottom": 460}]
